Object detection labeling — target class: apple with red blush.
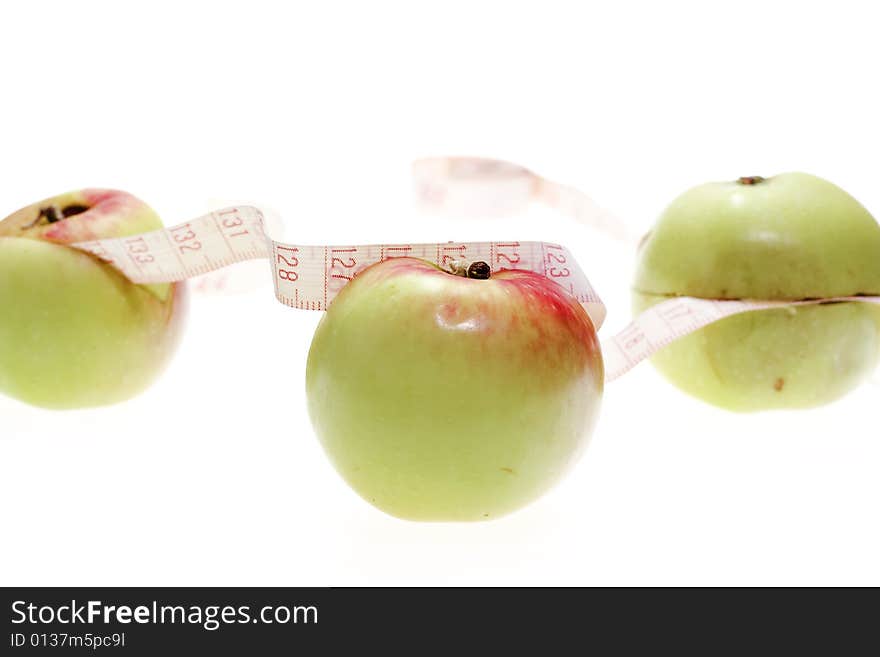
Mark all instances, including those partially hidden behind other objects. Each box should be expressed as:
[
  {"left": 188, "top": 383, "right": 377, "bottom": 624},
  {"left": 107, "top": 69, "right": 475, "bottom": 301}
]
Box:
[
  {"left": 0, "top": 189, "right": 186, "bottom": 409},
  {"left": 306, "top": 257, "right": 603, "bottom": 521}
]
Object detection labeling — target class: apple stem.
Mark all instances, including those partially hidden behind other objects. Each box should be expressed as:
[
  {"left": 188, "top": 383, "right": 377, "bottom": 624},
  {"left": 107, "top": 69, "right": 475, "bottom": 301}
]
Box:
[
  {"left": 737, "top": 176, "right": 765, "bottom": 185},
  {"left": 447, "top": 260, "right": 491, "bottom": 279},
  {"left": 467, "top": 261, "right": 491, "bottom": 279},
  {"left": 41, "top": 206, "right": 64, "bottom": 224},
  {"left": 21, "top": 204, "right": 90, "bottom": 230}
]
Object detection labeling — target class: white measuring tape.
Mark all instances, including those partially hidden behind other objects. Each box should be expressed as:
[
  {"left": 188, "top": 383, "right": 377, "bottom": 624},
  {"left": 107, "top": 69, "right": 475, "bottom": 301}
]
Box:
[
  {"left": 412, "top": 156, "right": 640, "bottom": 245},
  {"left": 68, "top": 156, "right": 880, "bottom": 383},
  {"left": 602, "top": 295, "right": 880, "bottom": 381},
  {"left": 70, "top": 206, "right": 606, "bottom": 329}
]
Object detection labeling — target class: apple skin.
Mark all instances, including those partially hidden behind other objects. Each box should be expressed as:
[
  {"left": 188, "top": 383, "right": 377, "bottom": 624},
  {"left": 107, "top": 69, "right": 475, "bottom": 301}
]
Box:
[
  {"left": 306, "top": 257, "right": 603, "bottom": 521},
  {"left": 0, "top": 189, "right": 186, "bottom": 409},
  {"left": 634, "top": 172, "right": 880, "bottom": 411}
]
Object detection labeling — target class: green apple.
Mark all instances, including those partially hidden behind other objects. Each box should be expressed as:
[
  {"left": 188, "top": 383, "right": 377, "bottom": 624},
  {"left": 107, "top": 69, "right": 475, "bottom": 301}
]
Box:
[
  {"left": 306, "top": 257, "right": 603, "bottom": 521},
  {"left": 0, "top": 189, "right": 186, "bottom": 409},
  {"left": 634, "top": 172, "right": 880, "bottom": 411}
]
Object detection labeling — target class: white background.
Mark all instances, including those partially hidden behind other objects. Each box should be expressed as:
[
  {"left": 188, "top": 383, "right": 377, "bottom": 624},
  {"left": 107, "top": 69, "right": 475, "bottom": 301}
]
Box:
[{"left": 2, "top": 0, "right": 879, "bottom": 586}]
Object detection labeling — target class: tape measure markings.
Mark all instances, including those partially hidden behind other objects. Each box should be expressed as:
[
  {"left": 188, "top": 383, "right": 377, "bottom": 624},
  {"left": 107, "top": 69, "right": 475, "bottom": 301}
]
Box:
[
  {"left": 86, "top": 215, "right": 599, "bottom": 316},
  {"left": 602, "top": 296, "right": 880, "bottom": 382},
  {"left": 66, "top": 157, "right": 880, "bottom": 382}
]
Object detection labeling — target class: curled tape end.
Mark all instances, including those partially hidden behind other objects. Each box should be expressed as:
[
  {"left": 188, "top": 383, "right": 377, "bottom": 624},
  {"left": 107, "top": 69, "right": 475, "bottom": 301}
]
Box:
[{"left": 412, "top": 156, "right": 537, "bottom": 218}]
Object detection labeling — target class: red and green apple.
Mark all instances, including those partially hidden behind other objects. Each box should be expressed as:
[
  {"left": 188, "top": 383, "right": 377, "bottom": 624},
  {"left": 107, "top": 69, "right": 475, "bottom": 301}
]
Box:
[
  {"left": 0, "top": 190, "right": 186, "bottom": 409},
  {"left": 306, "top": 257, "right": 603, "bottom": 521}
]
